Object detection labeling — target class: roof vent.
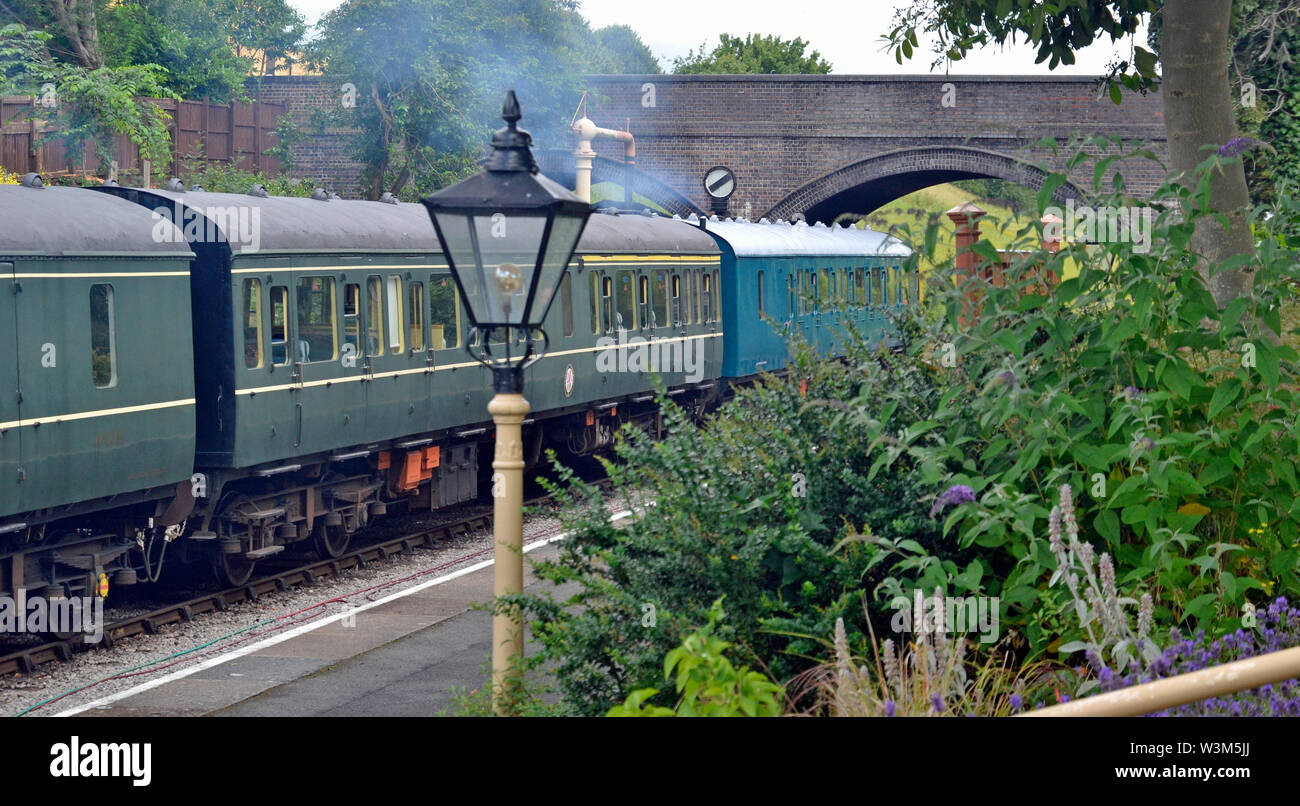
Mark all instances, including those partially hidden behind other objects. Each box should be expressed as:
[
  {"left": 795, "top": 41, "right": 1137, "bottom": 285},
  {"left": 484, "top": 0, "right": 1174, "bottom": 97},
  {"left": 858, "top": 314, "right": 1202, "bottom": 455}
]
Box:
[
  {"left": 775, "top": 218, "right": 786, "bottom": 225},
  {"left": 20, "top": 172, "right": 43, "bottom": 188},
  {"left": 192, "top": 185, "right": 205, "bottom": 192},
  {"left": 330, "top": 192, "right": 342, "bottom": 200},
  {"left": 813, "top": 221, "right": 827, "bottom": 228},
  {"left": 165, "top": 177, "right": 185, "bottom": 192},
  {"left": 640, "top": 208, "right": 655, "bottom": 217},
  {"left": 671, "top": 214, "right": 682, "bottom": 220},
  {"left": 103, "top": 178, "right": 120, "bottom": 187},
  {"left": 249, "top": 184, "right": 270, "bottom": 198},
  {"left": 312, "top": 188, "right": 330, "bottom": 201},
  {"left": 379, "top": 192, "right": 398, "bottom": 204},
  {"left": 758, "top": 217, "right": 770, "bottom": 224}
]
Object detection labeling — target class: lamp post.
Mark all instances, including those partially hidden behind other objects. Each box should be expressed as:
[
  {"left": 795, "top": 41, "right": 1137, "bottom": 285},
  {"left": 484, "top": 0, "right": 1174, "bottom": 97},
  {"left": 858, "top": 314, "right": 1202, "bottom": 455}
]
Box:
[{"left": 420, "top": 91, "right": 590, "bottom": 715}]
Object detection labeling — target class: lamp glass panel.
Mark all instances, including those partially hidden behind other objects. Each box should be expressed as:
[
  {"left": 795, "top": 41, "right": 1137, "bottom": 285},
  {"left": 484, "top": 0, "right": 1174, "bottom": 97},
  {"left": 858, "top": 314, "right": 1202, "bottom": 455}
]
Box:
[
  {"left": 434, "top": 210, "right": 547, "bottom": 326},
  {"left": 531, "top": 214, "right": 585, "bottom": 324}
]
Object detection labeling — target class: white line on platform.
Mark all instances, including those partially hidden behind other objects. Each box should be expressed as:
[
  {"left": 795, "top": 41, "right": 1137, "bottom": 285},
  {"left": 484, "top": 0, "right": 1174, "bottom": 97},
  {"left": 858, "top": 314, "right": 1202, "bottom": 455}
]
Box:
[{"left": 52, "top": 509, "right": 633, "bottom": 717}]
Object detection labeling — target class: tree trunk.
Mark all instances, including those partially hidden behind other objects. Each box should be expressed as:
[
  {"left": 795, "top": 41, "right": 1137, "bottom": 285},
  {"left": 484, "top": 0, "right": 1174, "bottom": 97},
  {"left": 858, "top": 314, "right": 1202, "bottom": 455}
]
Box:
[
  {"left": 48, "top": 0, "right": 105, "bottom": 69},
  {"left": 1162, "top": 0, "right": 1256, "bottom": 308}
]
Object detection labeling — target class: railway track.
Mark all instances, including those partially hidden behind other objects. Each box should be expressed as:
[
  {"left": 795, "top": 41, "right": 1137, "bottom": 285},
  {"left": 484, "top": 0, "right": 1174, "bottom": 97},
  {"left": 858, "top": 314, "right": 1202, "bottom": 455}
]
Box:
[{"left": 0, "top": 481, "right": 609, "bottom": 678}]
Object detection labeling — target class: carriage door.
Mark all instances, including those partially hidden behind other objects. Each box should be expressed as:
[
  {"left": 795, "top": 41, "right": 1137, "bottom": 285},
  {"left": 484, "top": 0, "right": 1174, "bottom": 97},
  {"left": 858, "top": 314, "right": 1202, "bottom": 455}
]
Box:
[{"left": 0, "top": 262, "right": 21, "bottom": 516}]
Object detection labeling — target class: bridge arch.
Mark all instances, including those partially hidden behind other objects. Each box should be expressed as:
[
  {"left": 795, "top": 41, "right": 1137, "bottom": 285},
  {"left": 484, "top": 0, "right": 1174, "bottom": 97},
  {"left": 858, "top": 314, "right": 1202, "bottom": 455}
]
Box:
[{"left": 764, "top": 146, "right": 1087, "bottom": 224}]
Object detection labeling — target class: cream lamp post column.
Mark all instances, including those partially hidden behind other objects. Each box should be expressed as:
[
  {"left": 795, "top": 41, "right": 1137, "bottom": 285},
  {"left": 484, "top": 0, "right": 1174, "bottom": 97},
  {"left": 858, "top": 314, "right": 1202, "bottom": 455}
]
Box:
[{"left": 420, "top": 91, "right": 591, "bottom": 715}]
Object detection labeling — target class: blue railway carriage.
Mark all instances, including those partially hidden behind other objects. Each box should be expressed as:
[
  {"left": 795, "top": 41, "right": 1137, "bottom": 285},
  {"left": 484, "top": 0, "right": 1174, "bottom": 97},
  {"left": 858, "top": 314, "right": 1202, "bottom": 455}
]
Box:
[
  {"left": 698, "top": 216, "right": 915, "bottom": 379},
  {"left": 1, "top": 180, "right": 196, "bottom": 599}
]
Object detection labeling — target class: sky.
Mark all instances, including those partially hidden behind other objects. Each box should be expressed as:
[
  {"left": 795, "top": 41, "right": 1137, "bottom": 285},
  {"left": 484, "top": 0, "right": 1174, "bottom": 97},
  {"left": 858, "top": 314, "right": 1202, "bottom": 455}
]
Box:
[{"left": 285, "top": 0, "right": 1150, "bottom": 76}]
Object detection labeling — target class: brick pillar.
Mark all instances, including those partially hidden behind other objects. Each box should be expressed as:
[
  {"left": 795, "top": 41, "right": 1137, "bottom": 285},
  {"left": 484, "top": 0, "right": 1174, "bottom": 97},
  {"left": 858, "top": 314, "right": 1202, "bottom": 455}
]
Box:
[
  {"left": 1038, "top": 212, "right": 1063, "bottom": 294},
  {"left": 947, "top": 202, "right": 987, "bottom": 325}
]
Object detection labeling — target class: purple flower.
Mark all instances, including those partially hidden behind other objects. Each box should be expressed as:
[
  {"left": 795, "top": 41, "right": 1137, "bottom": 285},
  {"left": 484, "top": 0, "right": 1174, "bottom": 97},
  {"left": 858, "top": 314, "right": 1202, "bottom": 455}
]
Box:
[
  {"left": 1219, "top": 137, "right": 1260, "bottom": 158},
  {"left": 930, "top": 484, "right": 976, "bottom": 518},
  {"left": 931, "top": 694, "right": 946, "bottom": 713},
  {"left": 1086, "top": 596, "right": 1300, "bottom": 716},
  {"left": 1124, "top": 386, "right": 1143, "bottom": 399},
  {"left": 884, "top": 699, "right": 896, "bottom": 717},
  {"left": 1009, "top": 693, "right": 1023, "bottom": 712}
]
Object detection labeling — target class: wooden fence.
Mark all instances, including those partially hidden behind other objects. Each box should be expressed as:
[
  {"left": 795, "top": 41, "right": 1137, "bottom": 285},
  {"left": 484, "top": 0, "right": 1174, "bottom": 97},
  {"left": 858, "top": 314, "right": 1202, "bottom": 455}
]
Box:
[{"left": 0, "top": 96, "right": 286, "bottom": 179}]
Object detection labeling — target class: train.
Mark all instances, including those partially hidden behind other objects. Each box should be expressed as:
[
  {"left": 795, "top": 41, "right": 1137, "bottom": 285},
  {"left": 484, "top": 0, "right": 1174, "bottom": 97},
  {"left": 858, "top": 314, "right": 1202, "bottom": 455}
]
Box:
[{"left": 0, "top": 171, "right": 914, "bottom": 604}]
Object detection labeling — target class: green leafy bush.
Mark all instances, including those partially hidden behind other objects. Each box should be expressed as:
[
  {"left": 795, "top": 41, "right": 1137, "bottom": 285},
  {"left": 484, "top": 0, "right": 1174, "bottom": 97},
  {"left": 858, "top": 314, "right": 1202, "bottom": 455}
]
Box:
[
  {"left": 518, "top": 336, "right": 942, "bottom": 716},
  {"left": 862, "top": 139, "right": 1300, "bottom": 656},
  {"left": 608, "top": 598, "right": 784, "bottom": 717}
]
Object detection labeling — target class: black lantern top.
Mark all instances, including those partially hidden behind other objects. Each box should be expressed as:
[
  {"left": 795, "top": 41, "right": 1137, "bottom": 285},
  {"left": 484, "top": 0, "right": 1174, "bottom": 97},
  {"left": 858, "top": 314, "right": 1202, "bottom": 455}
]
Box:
[{"left": 420, "top": 92, "right": 591, "bottom": 334}]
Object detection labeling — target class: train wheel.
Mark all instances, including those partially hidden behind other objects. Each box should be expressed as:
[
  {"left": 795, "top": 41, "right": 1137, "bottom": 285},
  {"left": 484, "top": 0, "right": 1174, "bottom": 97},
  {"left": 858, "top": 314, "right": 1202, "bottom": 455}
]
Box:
[
  {"left": 313, "top": 521, "right": 351, "bottom": 559},
  {"left": 214, "top": 553, "right": 257, "bottom": 587}
]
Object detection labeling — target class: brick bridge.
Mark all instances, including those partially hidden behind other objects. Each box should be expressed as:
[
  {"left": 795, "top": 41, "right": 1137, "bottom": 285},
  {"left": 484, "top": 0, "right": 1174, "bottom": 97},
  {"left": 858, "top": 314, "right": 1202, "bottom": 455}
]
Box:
[{"left": 579, "top": 74, "right": 1167, "bottom": 222}]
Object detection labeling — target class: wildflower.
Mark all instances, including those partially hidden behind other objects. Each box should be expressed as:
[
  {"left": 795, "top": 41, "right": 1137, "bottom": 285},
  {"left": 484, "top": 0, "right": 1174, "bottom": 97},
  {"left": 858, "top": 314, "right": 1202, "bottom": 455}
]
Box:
[
  {"left": 1009, "top": 693, "right": 1023, "bottom": 712},
  {"left": 1123, "top": 386, "right": 1143, "bottom": 399},
  {"left": 884, "top": 699, "right": 896, "bottom": 717},
  {"left": 931, "top": 694, "right": 946, "bottom": 713},
  {"left": 1049, "top": 506, "right": 1064, "bottom": 556},
  {"left": 1138, "top": 593, "right": 1154, "bottom": 641},
  {"left": 930, "top": 484, "right": 976, "bottom": 518},
  {"left": 1219, "top": 137, "right": 1260, "bottom": 158}
]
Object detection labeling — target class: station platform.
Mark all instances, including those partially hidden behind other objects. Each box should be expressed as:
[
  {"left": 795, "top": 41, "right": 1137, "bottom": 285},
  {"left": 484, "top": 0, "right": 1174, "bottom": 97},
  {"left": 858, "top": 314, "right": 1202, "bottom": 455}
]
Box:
[{"left": 60, "top": 541, "right": 572, "bottom": 717}]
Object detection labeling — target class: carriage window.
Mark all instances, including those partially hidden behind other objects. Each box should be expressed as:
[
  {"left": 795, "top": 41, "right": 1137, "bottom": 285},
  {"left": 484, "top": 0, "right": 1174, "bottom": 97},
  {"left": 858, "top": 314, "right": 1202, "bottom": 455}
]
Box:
[
  {"left": 651, "top": 270, "right": 668, "bottom": 329},
  {"left": 408, "top": 282, "right": 425, "bottom": 351},
  {"left": 799, "top": 271, "right": 809, "bottom": 315},
  {"left": 271, "top": 285, "right": 289, "bottom": 366},
  {"left": 638, "top": 274, "right": 650, "bottom": 329},
  {"left": 90, "top": 284, "right": 117, "bottom": 388},
  {"left": 365, "top": 276, "right": 384, "bottom": 357},
  {"left": 829, "top": 270, "right": 838, "bottom": 304},
  {"left": 430, "top": 275, "right": 460, "bottom": 349},
  {"left": 786, "top": 274, "right": 795, "bottom": 316},
  {"left": 671, "top": 274, "right": 682, "bottom": 324},
  {"left": 682, "top": 272, "right": 692, "bottom": 324},
  {"left": 701, "top": 273, "right": 712, "bottom": 322},
  {"left": 855, "top": 268, "right": 866, "bottom": 308},
  {"left": 691, "top": 271, "right": 701, "bottom": 322},
  {"left": 343, "top": 283, "right": 361, "bottom": 357},
  {"left": 242, "top": 279, "right": 263, "bottom": 369},
  {"left": 296, "top": 276, "right": 338, "bottom": 363},
  {"left": 590, "top": 272, "right": 601, "bottom": 334},
  {"left": 911, "top": 270, "right": 921, "bottom": 305},
  {"left": 889, "top": 266, "right": 901, "bottom": 307},
  {"left": 818, "top": 268, "right": 829, "bottom": 309},
  {"left": 615, "top": 270, "right": 636, "bottom": 330},
  {"left": 712, "top": 270, "right": 720, "bottom": 322},
  {"left": 385, "top": 275, "right": 404, "bottom": 354},
  {"left": 757, "top": 270, "right": 764, "bottom": 316},
  {"left": 872, "top": 268, "right": 884, "bottom": 307},
  {"left": 560, "top": 271, "right": 573, "bottom": 337}
]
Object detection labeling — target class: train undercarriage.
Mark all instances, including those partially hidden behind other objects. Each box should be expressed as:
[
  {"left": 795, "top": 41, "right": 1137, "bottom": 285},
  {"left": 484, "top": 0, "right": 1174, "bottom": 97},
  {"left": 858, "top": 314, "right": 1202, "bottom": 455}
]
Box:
[{"left": 0, "top": 385, "right": 721, "bottom": 603}]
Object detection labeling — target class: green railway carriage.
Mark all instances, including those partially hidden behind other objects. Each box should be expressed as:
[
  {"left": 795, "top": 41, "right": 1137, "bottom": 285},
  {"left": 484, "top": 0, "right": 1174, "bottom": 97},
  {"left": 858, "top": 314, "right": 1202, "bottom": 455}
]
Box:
[
  {"left": 98, "top": 186, "right": 722, "bottom": 584},
  {"left": 1, "top": 181, "right": 196, "bottom": 598},
  {"left": 0, "top": 178, "right": 917, "bottom": 600}
]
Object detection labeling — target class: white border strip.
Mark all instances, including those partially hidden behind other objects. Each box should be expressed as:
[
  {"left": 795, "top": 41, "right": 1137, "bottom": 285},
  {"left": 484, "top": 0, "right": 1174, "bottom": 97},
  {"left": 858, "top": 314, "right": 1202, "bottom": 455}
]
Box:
[{"left": 52, "top": 509, "right": 632, "bottom": 717}]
